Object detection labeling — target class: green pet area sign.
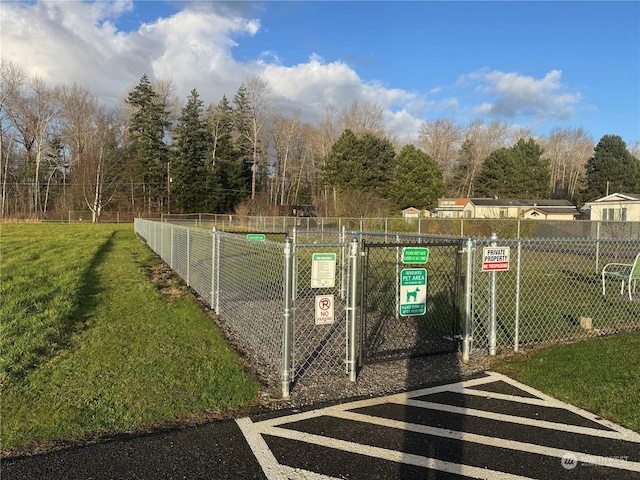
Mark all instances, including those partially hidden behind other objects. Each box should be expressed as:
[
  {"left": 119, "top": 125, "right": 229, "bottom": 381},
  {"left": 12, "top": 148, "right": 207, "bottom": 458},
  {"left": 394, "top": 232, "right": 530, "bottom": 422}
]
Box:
[{"left": 399, "top": 268, "right": 427, "bottom": 316}]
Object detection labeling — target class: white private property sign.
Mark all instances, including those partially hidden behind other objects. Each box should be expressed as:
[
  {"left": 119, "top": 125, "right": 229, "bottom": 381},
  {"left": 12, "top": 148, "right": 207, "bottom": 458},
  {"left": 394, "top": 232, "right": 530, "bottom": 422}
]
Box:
[
  {"left": 315, "top": 295, "right": 335, "bottom": 325},
  {"left": 482, "top": 246, "right": 511, "bottom": 271}
]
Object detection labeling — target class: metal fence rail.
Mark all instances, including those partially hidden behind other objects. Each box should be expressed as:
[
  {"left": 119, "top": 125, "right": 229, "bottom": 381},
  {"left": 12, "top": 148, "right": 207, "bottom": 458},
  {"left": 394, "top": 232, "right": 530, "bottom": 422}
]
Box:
[
  {"left": 135, "top": 219, "right": 640, "bottom": 397},
  {"left": 160, "top": 213, "right": 640, "bottom": 240}
]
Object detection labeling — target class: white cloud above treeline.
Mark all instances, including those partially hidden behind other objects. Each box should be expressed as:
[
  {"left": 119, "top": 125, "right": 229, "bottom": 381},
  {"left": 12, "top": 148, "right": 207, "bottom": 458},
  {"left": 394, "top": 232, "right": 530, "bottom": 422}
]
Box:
[{"left": 1, "top": 0, "right": 585, "bottom": 141}]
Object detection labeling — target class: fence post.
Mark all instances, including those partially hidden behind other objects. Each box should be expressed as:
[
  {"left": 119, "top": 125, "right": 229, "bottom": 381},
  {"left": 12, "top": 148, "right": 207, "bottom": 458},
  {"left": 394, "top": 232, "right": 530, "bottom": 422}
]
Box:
[
  {"left": 514, "top": 240, "right": 522, "bottom": 352},
  {"left": 340, "top": 225, "right": 347, "bottom": 300},
  {"left": 215, "top": 232, "right": 221, "bottom": 314},
  {"left": 489, "top": 232, "right": 498, "bottom": 355},
  {"left": 292, "top": 227, "right": 298, "bottom": 301},
  {"left": 348, "top": 238, "right": 359, "bottom": 382},
  {"left": 211, "top": 227, "right": 217, "bottom": 313},
  {"left": 462, "top": 238, "right": 474, "bottom": 363},
  {"left": 595, "top": 221, "right": 601, "bottom": 274},
  {"left": 281, "top": 238, "right": 294, "bottom": 399},
  {"left": 186, "top": 228, "right": 190, "bottom": 286},
  {"left": 170, "top": 225, "right": 174, "bottom": 269}
]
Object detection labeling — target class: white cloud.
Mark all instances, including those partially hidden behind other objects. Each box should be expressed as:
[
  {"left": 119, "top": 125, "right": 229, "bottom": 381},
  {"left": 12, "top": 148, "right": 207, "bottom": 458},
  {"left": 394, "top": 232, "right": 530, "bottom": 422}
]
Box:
[
  {"left": 0, "top": 1, "right": 441, "bottom": 140},
  {"left": 458, "top": 68, "right": 582, "bottom": 121}
]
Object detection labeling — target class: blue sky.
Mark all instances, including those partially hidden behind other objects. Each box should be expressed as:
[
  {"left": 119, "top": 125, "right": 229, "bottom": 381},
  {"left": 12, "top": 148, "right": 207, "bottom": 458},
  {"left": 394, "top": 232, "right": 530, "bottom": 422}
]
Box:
[{"left": 2, "top": 1, "right": 639, "bottom": 145}]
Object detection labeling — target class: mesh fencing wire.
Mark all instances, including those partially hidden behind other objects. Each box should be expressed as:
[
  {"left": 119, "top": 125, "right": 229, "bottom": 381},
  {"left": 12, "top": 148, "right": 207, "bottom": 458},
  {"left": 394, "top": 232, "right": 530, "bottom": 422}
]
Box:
[
  {"left": 471, "top": 236, "right": 640, "bottom": 353},
  {"left": 291, "top": 242, "right": 351, "bottom": 379},
  {"left": 360, "top": 240, "right": 463, "bottom": 363},
  {"left": 135, "top": 219, "right": 640, "bottom": 387}
]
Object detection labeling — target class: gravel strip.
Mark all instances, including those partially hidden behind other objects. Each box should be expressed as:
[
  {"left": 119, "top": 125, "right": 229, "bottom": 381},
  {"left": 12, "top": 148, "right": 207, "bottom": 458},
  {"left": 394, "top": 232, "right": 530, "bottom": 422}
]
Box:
[{"left": 258, "top": 350, "right": 490, "bottom": 411}]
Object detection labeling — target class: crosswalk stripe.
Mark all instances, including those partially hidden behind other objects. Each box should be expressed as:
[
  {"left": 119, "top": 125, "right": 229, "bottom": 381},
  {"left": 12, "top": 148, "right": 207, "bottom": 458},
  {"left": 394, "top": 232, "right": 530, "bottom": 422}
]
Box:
[
  {"left": 401, "top": 398, "right": 637, "bottom": 439},
  {"left": 237, "top": 417, "right": 340, "bottom": 480},
  {"left": 264, "top": 424, "right": 537, "bottom": 480},
  {"left": 327, "top": 410, "right": 640, "bottom": 473}
]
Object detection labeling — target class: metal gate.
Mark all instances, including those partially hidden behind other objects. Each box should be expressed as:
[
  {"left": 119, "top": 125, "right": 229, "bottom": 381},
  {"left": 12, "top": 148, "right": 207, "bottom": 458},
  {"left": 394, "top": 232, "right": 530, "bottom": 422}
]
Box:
[{"left": 359, "top": 239, "right": 464, "bottom": 363}]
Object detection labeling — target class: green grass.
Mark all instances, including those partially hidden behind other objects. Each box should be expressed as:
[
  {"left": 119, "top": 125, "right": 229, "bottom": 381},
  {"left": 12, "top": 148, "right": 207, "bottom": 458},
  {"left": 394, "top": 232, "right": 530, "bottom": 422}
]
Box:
[
  {"left": 1, "top": 224, "right": 116, "bottom": 388},
  {"left": 1, "top": 224, "right": 260, "bottom": 454},
  {"left": 493, "top": 331, "right": 640, "bottom": 433}
]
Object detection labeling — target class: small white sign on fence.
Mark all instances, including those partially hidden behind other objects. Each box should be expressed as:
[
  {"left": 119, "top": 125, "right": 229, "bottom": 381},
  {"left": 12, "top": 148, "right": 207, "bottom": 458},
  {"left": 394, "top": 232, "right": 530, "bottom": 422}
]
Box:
[
  {"left": 311, "top": 253, "right": 337, "bottom": 288},
  {"left": 315, "top": 295, "right": 335, "bottom": 325},
  {"left": 482, "top": 246, "right": 511, "bottom": 271}
]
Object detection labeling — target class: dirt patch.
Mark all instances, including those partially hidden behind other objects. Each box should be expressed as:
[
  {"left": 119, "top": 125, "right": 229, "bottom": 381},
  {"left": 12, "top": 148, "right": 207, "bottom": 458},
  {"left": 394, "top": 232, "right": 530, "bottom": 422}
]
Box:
[{"left": 147, "top": 262, "right": 189, "bottom": 302}]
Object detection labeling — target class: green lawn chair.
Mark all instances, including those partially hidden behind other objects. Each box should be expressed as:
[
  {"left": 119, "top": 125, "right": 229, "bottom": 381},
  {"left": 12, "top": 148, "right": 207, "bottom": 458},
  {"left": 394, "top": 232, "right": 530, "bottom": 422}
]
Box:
[{"left": 602, "top": 252, "right": 640, "bottom": 300}]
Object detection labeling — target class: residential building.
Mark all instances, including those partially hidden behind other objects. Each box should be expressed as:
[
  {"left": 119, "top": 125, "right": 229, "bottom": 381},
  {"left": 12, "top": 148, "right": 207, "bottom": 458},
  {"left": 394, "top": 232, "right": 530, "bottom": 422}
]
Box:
[
  {"left": 435, "top": 198, "right": 579, "bottom": 219},
  {"left": 582, "top": 193, "right": 640, "bottom": 221}
]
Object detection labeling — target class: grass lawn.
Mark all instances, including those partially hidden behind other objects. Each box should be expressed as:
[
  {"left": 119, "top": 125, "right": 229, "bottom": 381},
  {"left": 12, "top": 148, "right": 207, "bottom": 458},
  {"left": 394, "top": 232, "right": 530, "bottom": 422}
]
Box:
[
  {"left": 1, "top": 224, "right": 260, "bottom": 455},
  {"left": 492, "top": 331, "right": 640, "bottom": 433}
]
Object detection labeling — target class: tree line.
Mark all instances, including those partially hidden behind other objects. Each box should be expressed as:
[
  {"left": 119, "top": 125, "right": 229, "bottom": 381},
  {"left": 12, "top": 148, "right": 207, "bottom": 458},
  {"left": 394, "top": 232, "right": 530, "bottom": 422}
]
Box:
[{"left": 1, "top": 60, "right": 639, "bottom": 221}]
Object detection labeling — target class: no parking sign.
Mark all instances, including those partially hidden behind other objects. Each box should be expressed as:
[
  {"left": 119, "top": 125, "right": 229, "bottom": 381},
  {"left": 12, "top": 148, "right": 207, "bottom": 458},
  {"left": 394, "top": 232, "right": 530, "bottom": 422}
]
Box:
[{"left": 315, "top": 295, "right": 334, "bottom": 325}]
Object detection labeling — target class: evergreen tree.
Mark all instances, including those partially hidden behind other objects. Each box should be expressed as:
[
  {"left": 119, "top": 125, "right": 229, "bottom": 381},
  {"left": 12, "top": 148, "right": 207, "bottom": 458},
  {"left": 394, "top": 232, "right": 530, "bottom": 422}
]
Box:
[
  {"left": 207, "top": 95, "right": 250, "bottom": 212},
  {"left": 474, "top": 138, "right": 550, "bottom": 198},
  {"left": 582, "top": 134, "right": 640, "bottom": 201},
  {"left": 126, "top": 74, "right": 169, "bottom": 212},
  {"left": 171, "top": 89, "right": 210, "bottom": 212},
  {"left": 388, "top": 144, "right": 445, "bottom": 210},
  {"left": 321, "top": 129, "right": 395, "bottom": 196}
]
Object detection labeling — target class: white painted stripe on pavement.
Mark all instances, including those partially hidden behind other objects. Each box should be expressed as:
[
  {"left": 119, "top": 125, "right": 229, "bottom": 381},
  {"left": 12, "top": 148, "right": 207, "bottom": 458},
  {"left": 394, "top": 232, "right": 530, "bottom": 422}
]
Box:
[
  {"left": 485, "top": 372, "right": 640, "bottom": 441},
  {"left": 327, "top": 410, "right": 640, "bottom": 473},
  {"left": 236, "top": 418, "right": 341, "bottom": 480},
  {"left": 263, "top": 425, "right": 536, "bottom": 480},
  {"left": 402, "top": 398, "right": 638, "bottom": 440},
  {"left": 239, "top": 374, "right": 640, "bottom": 479},
  {"left": 254, "top": 375, "right": 506, "bottom": 430}
]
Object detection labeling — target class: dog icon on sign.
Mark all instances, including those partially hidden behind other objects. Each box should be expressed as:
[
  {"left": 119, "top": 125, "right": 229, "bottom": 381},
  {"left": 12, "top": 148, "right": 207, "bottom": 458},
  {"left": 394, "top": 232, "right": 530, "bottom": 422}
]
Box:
[{"left": 406, "top": 287, "right": 420, "bottom": 303}]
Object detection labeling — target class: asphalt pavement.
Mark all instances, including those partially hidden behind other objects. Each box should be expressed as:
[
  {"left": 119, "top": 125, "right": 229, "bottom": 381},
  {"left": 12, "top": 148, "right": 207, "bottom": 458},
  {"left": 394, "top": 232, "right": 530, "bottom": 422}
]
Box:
[{"left": 4, "top": 372, "right": 640, "bottom": 479}]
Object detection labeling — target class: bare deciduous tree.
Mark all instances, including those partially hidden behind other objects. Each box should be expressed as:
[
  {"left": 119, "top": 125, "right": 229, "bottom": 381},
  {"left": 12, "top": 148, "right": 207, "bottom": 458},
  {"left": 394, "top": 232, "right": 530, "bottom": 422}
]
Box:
[
  {"left": 417, "top": 118, "right": 462, "bottom": 185},
  {"left": 236, "top": 76, "right": 274, "bottom": 200},
  {"left": 338, "top": 99, "right": 386, "bottom": 138},
  {"left": 541, "top": 127, "right": 594, "bottom": 200},
  {"left": 0, "top": 60, "right": 27, "bottom": 218},
  {"left": 271, "top": 110, "right": 302, "bottom": 207},
  {"left": 452, "top": 120, "right": 510, "bottom": 198},
  {"left": 6, "top": 76, "right": 61, "bottom": 216},
  {"left": 81, "top": 108, "right": 123, "bottom": 222}
]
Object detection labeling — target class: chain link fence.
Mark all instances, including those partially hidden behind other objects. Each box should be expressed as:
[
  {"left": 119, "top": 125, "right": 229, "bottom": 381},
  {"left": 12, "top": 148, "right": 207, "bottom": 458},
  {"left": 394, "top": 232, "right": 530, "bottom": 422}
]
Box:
[
  {"left": 135, "top": 219, "right": 357, "bottom": 396},
  {"left": 470, "top": 235, "right": 640, "bottom": 354},
  {"left": 135, "top": 219, "right": 640, "bottom": 396}
]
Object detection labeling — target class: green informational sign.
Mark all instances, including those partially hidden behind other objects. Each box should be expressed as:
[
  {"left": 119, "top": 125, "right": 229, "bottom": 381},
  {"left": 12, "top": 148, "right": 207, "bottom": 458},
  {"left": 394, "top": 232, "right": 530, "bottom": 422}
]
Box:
[
  {"left": 247, "top": 233, "right": 266, "bottom": 241},
  {"left": 399, "top": 268, "right": 427, "bottom": 316},
  {"left": 402, "top": 247, "right": 429, "bottom": 264}
]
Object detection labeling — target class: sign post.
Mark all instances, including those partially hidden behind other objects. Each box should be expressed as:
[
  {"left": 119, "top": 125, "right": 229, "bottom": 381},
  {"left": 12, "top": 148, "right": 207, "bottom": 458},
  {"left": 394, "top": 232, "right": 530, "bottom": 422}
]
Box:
[{"left": 399, "top": 268, "right": 427, "bottom": 316}]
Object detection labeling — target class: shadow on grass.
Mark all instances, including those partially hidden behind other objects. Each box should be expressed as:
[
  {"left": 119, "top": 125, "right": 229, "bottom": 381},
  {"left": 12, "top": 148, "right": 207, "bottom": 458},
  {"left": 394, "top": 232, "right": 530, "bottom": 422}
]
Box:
[
  {"left": 3, "top": 232, "right": 117, "bottom": 390},
  {"left": 66, "top": 232, "right": 116, "bottom": 341}
]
